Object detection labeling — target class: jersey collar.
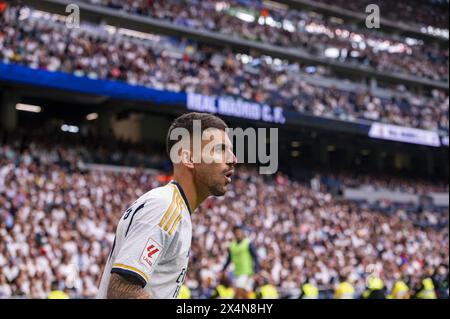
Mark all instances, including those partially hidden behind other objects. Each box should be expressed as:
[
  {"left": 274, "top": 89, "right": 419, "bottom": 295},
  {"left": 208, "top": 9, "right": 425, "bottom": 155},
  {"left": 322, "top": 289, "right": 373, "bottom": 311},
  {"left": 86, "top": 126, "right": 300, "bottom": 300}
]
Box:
[{"left": 170, "top": 181, "right": 192, "bottom": 215}]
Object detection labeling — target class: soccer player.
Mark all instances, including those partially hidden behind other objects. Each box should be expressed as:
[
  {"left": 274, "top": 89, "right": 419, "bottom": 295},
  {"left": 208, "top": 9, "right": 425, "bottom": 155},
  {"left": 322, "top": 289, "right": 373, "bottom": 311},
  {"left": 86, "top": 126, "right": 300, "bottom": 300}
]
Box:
[
  {"left": 97, "top": 112, "right": 237, "bottom": 299},
  {"left": 222, "top": 226, "right": 259, "bottom": 298}
]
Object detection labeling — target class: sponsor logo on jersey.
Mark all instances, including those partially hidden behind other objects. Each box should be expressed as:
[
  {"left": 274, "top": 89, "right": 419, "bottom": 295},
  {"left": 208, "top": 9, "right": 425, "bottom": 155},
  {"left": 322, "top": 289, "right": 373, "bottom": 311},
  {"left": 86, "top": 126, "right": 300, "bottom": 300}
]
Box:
[
  {"left": 140, "top": 237, "right": 162, "bottom": 271},
  {"left": 147, "top": 245, "right": 160, "bottom": 258}
]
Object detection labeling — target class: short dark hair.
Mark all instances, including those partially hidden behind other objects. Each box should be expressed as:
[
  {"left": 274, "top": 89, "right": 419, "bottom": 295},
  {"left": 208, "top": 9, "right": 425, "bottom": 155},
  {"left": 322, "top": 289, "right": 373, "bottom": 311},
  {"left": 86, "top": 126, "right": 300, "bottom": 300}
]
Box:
[
  {"left": 166, "top": 112, "right": 228, "bottom": 156},
  {"left": 233, "top": 225, "right": 242, "bottom": 232}
]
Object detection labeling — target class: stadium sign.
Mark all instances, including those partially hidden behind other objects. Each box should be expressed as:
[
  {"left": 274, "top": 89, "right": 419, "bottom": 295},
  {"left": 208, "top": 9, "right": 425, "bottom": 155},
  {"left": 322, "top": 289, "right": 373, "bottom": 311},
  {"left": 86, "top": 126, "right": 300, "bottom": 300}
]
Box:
[
  {"left": 368, "top": 123, "right": 441, "bottom": 147},
  {"left": 187, "top": 93, "right": 286, "bottom": 124}
]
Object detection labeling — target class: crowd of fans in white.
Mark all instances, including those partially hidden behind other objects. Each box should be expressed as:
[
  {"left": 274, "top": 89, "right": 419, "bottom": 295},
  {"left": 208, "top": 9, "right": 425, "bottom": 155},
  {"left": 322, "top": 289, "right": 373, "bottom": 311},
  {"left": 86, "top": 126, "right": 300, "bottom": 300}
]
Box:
[
  {"left": 314, "top": 0, "right": 449, "bottom": 29},
  {"left": 1, "top": 5, "right": 448, "bottom": 133},
  {"left": 0, "top": 136, "right": 448, "bottom": 298},
  {"left": 81, "top": 0, "right": 449, "bottom": 82}
]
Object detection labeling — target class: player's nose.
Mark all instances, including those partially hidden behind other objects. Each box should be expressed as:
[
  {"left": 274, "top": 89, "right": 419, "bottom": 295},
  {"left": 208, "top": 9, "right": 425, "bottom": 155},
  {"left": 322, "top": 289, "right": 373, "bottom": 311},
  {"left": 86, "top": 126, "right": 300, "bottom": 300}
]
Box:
[{"left": 227, "top": 151, "right": 237, "bottom": 167}]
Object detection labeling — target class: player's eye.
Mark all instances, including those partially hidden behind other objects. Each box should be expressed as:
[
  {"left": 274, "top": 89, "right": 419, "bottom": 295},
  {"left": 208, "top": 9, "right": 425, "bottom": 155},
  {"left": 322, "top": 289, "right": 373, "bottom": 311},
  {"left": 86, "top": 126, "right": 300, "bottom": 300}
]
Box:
[{"left": 215, "top": 144, "right": 226, "bottom": 153}]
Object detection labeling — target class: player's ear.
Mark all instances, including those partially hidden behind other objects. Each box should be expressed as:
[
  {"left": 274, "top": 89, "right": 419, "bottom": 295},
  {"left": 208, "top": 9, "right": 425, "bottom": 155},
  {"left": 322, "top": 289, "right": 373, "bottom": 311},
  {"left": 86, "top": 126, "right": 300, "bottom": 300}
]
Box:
[{"left": 181, "top": 149, "right": 194, "bottom": 169}]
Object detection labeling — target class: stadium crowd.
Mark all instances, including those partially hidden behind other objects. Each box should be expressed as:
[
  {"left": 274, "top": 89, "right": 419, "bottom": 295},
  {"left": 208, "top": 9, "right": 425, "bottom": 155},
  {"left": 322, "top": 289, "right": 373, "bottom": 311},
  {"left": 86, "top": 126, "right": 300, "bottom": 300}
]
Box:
[
  {"left": 1, "top": 5, "right": 449, "bottom": 133},
  {"left": 317, "top": 171, "right": 449, "bottom": 195},
  {"left": 81, "top": 0, "right": 449, "bottom": 82},
  {"left": 0, "top": 135, "right": 448, "bottom": 299},
  {"left": 315, "top": 0, "right": 449, "bottom": 29}
]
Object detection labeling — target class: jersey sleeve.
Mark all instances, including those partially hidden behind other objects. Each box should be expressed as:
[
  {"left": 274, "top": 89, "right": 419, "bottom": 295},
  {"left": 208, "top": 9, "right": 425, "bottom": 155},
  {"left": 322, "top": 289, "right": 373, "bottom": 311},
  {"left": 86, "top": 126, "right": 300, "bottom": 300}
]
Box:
[{"left": 111, "top": 191, "right": 175, "bottom": 287}]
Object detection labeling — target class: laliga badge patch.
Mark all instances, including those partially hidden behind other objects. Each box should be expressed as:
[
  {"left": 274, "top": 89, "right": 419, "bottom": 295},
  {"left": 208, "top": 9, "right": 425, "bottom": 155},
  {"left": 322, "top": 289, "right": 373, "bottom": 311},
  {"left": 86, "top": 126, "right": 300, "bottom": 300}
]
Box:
[{"left": 140, "top": 237, "right": 162, "bottom": 272}]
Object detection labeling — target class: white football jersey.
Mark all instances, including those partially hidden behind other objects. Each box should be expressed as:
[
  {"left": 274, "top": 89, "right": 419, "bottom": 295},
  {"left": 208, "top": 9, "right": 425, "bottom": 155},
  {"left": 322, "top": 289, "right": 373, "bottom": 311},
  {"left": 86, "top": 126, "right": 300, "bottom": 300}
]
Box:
[{"left": 97, "top": 181, "right": 192, "bottom": 299}]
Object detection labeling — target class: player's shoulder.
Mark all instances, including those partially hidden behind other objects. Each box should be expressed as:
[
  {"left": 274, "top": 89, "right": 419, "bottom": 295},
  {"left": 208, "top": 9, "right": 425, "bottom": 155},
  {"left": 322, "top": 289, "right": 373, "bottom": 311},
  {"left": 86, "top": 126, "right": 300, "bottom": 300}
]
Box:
[
  {"left": 133, "top": 182, "right": 186, "bottom": 233},
  {"left": 135, "top": 183, "right": 176, "bottom": 215},
  {"left": 139, "top": 182, "right": 177, "bottom": 204}
]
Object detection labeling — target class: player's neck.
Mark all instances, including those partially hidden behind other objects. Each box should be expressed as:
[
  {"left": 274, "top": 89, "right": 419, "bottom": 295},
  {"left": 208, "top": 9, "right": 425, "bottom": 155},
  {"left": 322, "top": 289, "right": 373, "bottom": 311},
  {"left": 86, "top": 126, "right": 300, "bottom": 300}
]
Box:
[{"left": 172, "top": 173, "right": 207, "bottom": 213}]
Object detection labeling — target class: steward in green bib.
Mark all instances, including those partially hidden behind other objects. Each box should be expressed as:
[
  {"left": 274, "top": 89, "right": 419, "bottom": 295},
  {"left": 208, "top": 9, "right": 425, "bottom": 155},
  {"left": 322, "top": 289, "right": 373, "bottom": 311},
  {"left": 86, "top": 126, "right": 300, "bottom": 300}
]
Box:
[
  {"left": 257, "top": 283, "right": 279, "bottom": 299},
  {"left": 299, "top": 280, "right": 319, "bottom": 299},
  {"left": 212, "top": 273, "right": 236, "bottom": 299},
  {"left": 414, "top": 277, "right": 437, "bottom": 299},
  {"left": 178, "top": 284, "right": 191, "bottom": 299}
]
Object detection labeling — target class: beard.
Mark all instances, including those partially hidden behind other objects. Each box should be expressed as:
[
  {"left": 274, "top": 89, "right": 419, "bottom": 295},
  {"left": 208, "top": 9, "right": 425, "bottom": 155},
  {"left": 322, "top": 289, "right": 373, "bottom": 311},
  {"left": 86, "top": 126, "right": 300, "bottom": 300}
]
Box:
[
  {"left": 194, "top": 166, "right": 230, "bottom": 197},
  {"left": 210, "top": 184, "right": 227, "bottom": 197}
]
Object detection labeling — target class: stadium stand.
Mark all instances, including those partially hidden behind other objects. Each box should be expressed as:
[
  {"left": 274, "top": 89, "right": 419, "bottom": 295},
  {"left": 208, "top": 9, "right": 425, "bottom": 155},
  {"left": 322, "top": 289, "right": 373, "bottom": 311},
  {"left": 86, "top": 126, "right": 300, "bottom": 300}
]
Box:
[
  {"left": 0, "top": 0, "right": 448, "bottom": 300},
  {"left": 1, "top": 4, "right": 448, "bottom": 132},
  {"left": 314, "top": 0, "right": 449, "bottom": 29},
  {"left": 79, "top": 0, "right": 449, "bottom": 82},
  {"left": 0, "top": 134, "right": 448, "bottom": 298}
]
